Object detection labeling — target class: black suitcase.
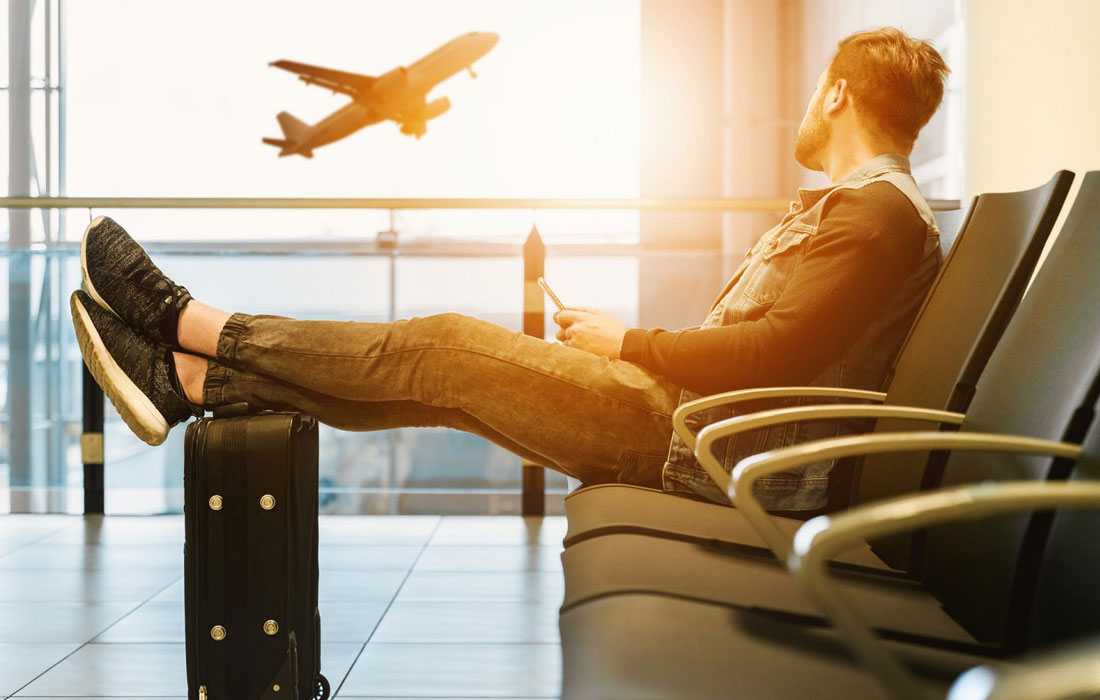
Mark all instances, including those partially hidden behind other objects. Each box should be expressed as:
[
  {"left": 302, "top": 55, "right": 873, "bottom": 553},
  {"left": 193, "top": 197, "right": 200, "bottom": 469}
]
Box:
[{"left": 184, "top": 403, "right": 330, "bottom": 700}]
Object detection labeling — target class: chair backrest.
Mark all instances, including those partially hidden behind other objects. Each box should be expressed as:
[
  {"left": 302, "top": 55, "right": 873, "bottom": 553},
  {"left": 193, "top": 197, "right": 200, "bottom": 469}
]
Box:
[
  {"left": 823, "top": 205, "right": 972, "bottom": 511},
  {"left": 854, "top": 172, "right": 1074, "bottom": 549},
  {"left": 933, "top": 206, "right": 969, "bottom": 259},
  {"left": 918, "top": 171, "right": 1100, "bottom": 645},
  {"left": 1029, "top": 415, "right": 1100, "bottom": 649}
]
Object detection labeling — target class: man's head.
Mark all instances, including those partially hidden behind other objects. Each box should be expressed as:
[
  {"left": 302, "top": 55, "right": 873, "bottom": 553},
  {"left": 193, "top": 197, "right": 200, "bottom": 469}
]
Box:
[{"left": 795, "top": 27, "right": 950, "bottom": 172}]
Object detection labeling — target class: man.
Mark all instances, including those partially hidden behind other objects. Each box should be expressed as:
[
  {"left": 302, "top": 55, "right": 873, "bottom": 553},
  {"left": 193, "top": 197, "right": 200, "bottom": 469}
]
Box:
[{"left": 71, "top": 27, "right": 949, "bottom": 511}]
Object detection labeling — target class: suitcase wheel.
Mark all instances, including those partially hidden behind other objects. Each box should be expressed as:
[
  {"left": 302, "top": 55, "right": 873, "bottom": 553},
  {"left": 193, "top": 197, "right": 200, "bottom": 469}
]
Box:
[{"left": 313, "top": 673, "right": 331, "bottom": 700}]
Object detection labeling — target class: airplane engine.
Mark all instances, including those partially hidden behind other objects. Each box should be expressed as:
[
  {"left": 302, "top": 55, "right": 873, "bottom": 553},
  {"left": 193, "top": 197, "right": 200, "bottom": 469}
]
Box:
[
  {"left": 398, "top": 98, "right": 452, "bottom": 138},
  {"left": 371, "top": 66, "right": 408, "bottom": 96},
  {"left": 422, "top": 97, "right": 451, "bottom": 121}
]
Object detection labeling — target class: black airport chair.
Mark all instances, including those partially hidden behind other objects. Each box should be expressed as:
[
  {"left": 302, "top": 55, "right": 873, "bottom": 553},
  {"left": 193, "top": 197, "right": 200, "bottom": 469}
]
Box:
[
  {"left": 559, "top": 172, "right": 1100, "bottom": 698},
  {"left": 562, "top": 173, "right": 1073, "bottom": 569}
]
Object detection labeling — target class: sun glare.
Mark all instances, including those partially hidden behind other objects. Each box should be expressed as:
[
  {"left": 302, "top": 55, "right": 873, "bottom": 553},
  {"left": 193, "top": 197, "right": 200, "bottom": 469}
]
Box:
[{"left": 63, "top": 0, "right": 641, "bottom": 240}]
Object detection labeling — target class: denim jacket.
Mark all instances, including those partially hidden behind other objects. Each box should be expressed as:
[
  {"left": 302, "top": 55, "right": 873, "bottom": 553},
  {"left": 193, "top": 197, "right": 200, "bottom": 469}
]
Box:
[{"left": 661, "top": 154, "right": 942, "bottom": 510}]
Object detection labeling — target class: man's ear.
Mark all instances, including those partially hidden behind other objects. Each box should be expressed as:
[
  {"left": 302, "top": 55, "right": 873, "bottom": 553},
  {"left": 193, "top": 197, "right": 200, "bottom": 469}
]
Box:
[{"left": 824, "top": 78, "right": 849, "bottom": 117}]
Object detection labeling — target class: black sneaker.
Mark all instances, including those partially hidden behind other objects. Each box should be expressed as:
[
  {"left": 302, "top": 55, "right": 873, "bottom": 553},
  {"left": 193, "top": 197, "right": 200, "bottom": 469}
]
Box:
[
  {"left": 80, "top": 216, "right": 192, "bottom": 349},
  {"left": 70, "top": 289, "right": 203, "bottom": 446}
]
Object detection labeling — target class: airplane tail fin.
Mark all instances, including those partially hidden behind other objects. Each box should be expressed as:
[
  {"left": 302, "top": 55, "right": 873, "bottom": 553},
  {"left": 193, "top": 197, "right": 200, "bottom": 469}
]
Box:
[
  {"left": 263, "top": 112, "right": 314, "bottom": 157},
  {"left": 275, "top": 111, "right": 310, "bottom": 141}
]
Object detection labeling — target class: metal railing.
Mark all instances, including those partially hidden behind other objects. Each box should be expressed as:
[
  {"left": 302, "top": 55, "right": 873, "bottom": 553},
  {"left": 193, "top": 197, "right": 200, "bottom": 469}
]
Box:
[
  {"left": 2, "top": 195, "right": 959, "bottom": 515},
  {"left": 0, "top": 196, "right": 797, "bottom": 211}
]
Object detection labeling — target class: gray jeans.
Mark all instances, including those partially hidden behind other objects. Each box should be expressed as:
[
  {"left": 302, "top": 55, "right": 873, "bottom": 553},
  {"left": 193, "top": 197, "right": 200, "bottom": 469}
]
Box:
[{"left": 200, "top": 311, "right": 682, "bottom": 488}]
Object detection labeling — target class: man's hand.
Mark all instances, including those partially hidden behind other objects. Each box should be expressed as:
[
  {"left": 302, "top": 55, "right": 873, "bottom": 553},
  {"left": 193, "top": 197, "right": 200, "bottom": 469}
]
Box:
[{"left": 553, "top": 307, "right": 628, "bottom": 359}]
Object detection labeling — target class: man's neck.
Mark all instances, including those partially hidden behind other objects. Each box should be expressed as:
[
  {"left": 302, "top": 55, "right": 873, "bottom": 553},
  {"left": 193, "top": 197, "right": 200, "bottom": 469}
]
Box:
[{"left": 819, "top": 141, "right": 900, "bottom": 183}]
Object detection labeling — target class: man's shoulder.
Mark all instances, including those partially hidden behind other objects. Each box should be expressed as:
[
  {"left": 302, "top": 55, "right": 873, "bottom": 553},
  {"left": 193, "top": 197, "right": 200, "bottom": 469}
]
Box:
[{"left": 820, "top": 180, "right": 929, "bottom": 243}]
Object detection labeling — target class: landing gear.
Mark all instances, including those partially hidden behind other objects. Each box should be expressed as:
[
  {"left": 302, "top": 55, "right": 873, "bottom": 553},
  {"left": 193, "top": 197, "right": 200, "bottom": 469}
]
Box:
[{"left": 400, "top": 120, "right": 427, "bottom": 138}]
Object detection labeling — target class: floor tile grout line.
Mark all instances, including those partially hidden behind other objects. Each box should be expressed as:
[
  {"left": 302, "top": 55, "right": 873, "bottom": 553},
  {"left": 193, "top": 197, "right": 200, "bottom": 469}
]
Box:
[
  {"left": 0, "top": 516, "right": 90, "bottom": 562},
  {"left": 330, "top": 516, "right": 444, "bottom": 699},
  {"left": 1, "top": 515, "right": 566, "bottom": 698},
  {"left": 0, "top": 516, "right": 175, "bottom": 698},
  {"left": 338, "top": 642, "right": 563, "bottom": 646},
  {"left": 74, "top": 575, "right": 186, "bottom": 641},
  {"left": 4, "top": 570, "right": 184, "bottom": 698}
]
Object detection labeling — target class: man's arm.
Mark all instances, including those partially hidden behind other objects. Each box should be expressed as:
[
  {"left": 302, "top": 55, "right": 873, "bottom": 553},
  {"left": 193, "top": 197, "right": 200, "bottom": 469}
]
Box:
[
  {"left": 618, "top": 182, "right": 928, "bottom": 395},
  {"left": 551, "top": 313, "right": 702, "bottom": 360}
]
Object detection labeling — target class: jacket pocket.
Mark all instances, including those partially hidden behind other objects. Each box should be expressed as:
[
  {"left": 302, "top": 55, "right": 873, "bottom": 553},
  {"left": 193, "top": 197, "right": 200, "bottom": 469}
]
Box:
[{"left": 743, "top": 223, "right": 815, "bottom": 306}]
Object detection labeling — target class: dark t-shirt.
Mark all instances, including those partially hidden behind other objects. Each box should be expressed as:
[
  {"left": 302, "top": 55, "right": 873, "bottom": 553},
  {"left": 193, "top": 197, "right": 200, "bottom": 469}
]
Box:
[{"left": 619, "top": 181, "right": 929, "bottom": 395}]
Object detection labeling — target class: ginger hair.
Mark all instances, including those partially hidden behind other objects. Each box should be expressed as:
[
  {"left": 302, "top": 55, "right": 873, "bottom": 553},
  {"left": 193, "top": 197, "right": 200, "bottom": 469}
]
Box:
[{"left": 826, "top": 27, "right": 950, "bottom": 149}]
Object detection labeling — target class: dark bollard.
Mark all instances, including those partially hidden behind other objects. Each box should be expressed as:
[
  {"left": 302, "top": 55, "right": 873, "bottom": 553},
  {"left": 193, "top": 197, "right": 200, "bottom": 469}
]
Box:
[
  {"left": 82, "top": 364, "right": 105, "bottom": 514},
  {"left": 521, "top": 225, "right": 547, "bottom": 516}
]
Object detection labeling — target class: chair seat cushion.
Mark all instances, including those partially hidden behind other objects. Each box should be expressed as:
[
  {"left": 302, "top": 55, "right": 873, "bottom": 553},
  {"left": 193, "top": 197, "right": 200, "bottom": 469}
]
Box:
[
  {"left": 561, "top": 533, "right": 977, "bottom": 645},
  {"left": 564, "top": 483, "right": 891, "bottom": 570},
  {"left": 561, "top": 593, "right": 995, "bottom": 700}
]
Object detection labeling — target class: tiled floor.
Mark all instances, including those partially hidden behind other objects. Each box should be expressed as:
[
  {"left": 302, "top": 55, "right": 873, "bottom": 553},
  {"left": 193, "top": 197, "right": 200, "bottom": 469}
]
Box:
[{"left": 0, "top": 514, "right": 566, "bottom": 698}]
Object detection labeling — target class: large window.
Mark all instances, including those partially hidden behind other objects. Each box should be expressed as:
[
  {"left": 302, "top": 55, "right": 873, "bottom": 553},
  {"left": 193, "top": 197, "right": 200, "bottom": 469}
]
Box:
[
  {"left": 2, "top": 0, "right": 644, "bottom": 514},
  {"left": 63, "top": 0, "right": 641, "bottom": 240}
]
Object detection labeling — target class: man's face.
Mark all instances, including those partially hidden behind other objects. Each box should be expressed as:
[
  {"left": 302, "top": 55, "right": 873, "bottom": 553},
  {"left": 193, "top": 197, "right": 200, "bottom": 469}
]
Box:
[{"left": 794, "top": 71, "right": 831, "bottom": 171}]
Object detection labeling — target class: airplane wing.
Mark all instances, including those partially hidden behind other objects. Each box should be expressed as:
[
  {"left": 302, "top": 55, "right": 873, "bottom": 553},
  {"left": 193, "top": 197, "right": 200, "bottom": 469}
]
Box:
[{"left": 269, "top": 60, "right": 376, "bottom": 96}]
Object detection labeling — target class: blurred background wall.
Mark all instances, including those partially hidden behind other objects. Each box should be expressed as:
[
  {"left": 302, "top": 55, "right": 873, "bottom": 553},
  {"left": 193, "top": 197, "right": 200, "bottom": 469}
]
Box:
[
  {"left": 964, "top": 0, "right": 1100, "bottom": 258},
  {"left": 638, "top": 0, "right": 962, "bottom": 330}
]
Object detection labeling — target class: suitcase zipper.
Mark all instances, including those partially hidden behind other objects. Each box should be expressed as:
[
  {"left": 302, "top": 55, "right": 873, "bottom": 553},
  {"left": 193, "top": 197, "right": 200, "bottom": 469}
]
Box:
[
  {"left": 284, "top": 419, "right": 298, "bottom": 696},
  {"left": 198, "top": 419, "right": 212, "bottom": 698},
  {"left": 187, "top": 419, "right": 209, "bottom": 700}
]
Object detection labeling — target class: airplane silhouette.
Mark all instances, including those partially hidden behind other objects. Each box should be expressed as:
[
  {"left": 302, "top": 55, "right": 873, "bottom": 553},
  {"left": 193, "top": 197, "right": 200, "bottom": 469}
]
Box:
[{"left": 264, "top": 31, "right": 499, "bottom": 157}]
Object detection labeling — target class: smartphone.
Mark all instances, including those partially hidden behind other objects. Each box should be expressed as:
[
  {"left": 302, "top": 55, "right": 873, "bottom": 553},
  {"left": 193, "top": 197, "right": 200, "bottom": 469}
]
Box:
[{"left": 537, "top": 276, "right": 566, "bottom": 311}]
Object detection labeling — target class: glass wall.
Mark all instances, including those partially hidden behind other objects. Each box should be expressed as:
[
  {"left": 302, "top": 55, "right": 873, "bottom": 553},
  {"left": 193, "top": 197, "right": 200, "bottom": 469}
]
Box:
[
  {"left": 1, "top": 238, "right": 734, "bottom": 515},
  {"left": 3, "top": 0, "right": 682, "bottom": 514}
]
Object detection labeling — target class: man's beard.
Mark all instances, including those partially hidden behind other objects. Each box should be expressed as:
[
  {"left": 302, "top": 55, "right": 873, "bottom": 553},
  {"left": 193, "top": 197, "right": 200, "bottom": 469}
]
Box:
[{"left": 794, "top": 108, "right": 829, "bottom": 171}]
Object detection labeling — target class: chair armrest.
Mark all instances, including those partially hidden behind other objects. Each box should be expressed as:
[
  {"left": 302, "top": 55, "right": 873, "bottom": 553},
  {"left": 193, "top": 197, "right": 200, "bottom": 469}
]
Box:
[
  {"left": 949, "top": 637, "right": 1100, "bottom": 700},
  {"left": 693, "top": 409, "right": 964, "bottom": 554},
  {"left": 672, "top": 387, "right": 887, "bottom": 450},
  {"left": 790, "top": 479, "right": 1094, "bottom": 700},
  {"left": 716, "top": 430, "right": 1067, "bottom": 560}
]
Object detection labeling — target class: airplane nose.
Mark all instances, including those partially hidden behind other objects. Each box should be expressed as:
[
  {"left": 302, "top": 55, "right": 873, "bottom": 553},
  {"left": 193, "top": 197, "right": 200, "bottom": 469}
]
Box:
[{"left": 482, "top": 32, "right": 499, "bottom": 49}]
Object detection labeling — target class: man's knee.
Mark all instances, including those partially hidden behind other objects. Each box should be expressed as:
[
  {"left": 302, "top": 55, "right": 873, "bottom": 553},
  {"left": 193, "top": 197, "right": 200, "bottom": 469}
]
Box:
[
  {"left": 427, "top": 311, "right": 476, "bottom": 329},
  {"left": 412, "top": 312, "right": 506, "bottom": 346},
  {"left": 413, "top": 312, "right": 470, "bottom": 332},
  {"left": 396, "top": 313, "right": 508, "bottom": 398}
]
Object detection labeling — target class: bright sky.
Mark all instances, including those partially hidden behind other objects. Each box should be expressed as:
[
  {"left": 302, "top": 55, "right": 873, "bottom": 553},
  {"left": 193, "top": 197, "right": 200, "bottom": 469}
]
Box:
[
  {"left": 57, "top": 0, "right": 641, "bottom": 240},
  {"left": 1, "top": 1, "right": 644, "bottom": 320}
]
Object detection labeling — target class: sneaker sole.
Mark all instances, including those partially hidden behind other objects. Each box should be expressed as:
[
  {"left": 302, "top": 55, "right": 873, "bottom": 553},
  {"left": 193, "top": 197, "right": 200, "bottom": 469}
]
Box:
[
  {"left": 70, "top": 292, "right": 170, "bottom": 446},
  {"left": 80, "top": 215, "right": 125, "bottom": 321}
]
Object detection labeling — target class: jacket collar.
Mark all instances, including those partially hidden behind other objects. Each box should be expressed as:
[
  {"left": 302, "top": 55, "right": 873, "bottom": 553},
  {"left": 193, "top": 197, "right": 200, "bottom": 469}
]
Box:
[
  {"left": 835, "top": 152, "right": 912, "bottom": 184},
  {"left": 795, "top": 153, "right": 912, "bottom": 211}
]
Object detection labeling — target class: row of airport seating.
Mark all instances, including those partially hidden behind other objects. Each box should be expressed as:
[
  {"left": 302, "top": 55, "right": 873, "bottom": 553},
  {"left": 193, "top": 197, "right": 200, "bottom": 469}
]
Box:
[{"left": 557, "top": 170, "right": 1100, "bottom": 699}]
